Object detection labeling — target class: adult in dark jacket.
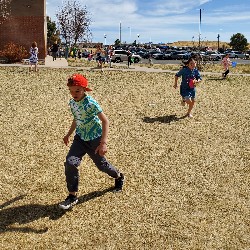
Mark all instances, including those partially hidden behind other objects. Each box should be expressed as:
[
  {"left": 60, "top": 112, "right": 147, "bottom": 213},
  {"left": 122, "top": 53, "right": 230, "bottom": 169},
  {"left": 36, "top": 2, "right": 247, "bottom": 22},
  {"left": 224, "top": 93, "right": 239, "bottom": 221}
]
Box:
[{"left": 51, "top": 41, "right": 59, "bottom": 61}]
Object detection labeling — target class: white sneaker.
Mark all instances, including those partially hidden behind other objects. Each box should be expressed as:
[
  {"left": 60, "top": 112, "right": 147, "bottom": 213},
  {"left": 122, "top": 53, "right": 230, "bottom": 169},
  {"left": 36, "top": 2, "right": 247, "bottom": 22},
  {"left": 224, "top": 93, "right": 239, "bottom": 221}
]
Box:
[{"left": 59, "top": 195, "right": 78, "bottom": 210}]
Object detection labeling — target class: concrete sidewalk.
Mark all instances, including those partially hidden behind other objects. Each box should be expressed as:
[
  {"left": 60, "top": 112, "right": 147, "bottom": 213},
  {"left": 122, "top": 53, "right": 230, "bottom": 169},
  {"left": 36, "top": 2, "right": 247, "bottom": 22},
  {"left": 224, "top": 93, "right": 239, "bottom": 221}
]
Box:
[
  {"left": 0, "top": 58, "right": 250, "bottom": 77},
  {"left": 45, "top": 55, "right": 68, "bottom": 67}
]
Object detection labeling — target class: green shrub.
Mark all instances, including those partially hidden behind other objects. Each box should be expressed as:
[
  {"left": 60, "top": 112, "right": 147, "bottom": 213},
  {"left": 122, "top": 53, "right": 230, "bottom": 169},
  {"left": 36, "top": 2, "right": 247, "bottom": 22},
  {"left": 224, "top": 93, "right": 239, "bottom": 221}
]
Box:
[{"left": 0, "top": 42, "right": 28, "bottom": 63}]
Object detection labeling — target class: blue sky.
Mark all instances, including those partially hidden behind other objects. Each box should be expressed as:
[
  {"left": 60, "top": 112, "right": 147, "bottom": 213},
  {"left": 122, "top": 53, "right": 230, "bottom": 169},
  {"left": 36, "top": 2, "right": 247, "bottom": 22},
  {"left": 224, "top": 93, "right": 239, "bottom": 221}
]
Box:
[{"left": 46, "top": 0, "right": 250, "bottom": 44}]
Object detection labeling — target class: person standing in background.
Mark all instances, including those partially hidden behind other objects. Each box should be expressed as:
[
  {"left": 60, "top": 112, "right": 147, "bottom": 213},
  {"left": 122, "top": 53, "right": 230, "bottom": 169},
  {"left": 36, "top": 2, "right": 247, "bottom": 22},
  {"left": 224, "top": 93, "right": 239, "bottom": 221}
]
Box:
[
  {"left": 51, "top": 41, "right": 59, "bottom": 61},
  {"left": 127, "top": 50, "right": 132, "bottom": 68},
  {"left": 29, "top": 41, "right": 39, "bottom": 72}
]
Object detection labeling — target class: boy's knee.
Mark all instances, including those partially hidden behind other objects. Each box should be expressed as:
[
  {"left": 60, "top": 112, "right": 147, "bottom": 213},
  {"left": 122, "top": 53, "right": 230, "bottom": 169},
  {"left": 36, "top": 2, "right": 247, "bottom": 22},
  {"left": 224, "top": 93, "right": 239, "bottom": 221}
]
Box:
[
  {"left": 66, "top": 156, "right": 81, "bottom": 167},
  {"left": 65, "top": 156, "right": 81, "bottom": 174},
  {"left": 64, "top": 161, "right": 79, "bottom": 175}
]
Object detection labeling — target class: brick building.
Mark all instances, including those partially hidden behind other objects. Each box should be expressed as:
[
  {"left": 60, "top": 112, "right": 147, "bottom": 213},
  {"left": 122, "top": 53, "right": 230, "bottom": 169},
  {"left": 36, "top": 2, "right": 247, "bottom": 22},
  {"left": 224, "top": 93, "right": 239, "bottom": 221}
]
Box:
[{"left": 0, "top": 0, "right": 47, "bottom": 59}]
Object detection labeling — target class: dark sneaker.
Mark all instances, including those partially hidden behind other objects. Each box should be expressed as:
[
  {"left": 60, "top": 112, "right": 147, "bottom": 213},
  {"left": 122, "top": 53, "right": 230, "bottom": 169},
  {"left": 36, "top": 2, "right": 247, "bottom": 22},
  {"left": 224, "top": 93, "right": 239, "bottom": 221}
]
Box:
[
  {"left": 59, "top": 194, "right": 78, "bottom": 210},
  {"left": 114, "top": 173, "right": 125, "bottom": 192}
]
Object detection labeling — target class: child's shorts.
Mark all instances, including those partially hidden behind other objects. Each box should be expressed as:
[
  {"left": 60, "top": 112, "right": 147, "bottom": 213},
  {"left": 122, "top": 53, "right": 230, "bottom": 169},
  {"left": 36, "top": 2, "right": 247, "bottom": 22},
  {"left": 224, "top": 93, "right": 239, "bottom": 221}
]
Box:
[
  {"left": 96, "top": 56, "right": 105, "bottom": 62},
  {"left": 181, "top": 88, "right": 196, "bottom": 100}
]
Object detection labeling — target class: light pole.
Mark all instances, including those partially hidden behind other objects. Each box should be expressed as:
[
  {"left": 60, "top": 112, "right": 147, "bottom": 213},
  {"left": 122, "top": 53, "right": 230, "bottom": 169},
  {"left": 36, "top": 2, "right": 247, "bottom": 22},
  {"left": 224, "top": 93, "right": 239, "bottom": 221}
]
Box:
[
  {"left": 198, "top": 8, "right": 202, "bottom": 48},
  {"left": 217, "top": 34, "right": 220, "bottom": 51},
  {"left": 137, "top": 34, "right": 140, "bottom": 46},
  {"left": 119, "top": 21, "right": 121, "bottom": 45},
  {"left": 104, "top": 34, "right": 107, "bottom": 46},
  {"left": 128, "top": 27, "right": 131, "bottom": 43}
]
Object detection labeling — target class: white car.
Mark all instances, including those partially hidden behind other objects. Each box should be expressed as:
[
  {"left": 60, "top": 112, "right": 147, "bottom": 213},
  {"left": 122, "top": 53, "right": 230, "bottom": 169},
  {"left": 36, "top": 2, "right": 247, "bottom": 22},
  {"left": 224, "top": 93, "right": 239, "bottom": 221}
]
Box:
[
  {"left": 111, "top": 50, "right": 141, "bottom": 63},
  {"left": 204, "top": 51, "right": 225, "bottom": 61},
  {"left": 227, "top": 51, "right": 246, "bottom": 59}
]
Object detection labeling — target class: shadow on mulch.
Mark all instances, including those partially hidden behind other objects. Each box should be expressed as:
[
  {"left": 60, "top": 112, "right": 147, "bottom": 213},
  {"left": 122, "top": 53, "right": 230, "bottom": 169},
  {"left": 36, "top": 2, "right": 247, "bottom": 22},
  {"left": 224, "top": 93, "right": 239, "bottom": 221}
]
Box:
[
  {"left": 0, "top": 187, "right": 113, "bottom": 234},
  {"left": 143, "top": 114, "right": 187, "bottom": 124}
]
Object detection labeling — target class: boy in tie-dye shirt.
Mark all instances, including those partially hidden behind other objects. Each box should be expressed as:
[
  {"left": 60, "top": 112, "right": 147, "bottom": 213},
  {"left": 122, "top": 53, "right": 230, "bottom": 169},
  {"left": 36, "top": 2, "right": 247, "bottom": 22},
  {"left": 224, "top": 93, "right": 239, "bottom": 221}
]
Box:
[{"left": 59, "top": 74, "right": 124, "bottom": 210}]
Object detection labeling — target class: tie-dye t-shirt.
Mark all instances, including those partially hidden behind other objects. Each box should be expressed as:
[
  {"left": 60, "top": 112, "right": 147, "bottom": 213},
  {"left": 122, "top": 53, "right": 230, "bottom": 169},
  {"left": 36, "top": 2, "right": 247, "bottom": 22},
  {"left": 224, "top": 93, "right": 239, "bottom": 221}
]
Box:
[{"left": 69, "top": 95, "right": 102, "bottom": 141}]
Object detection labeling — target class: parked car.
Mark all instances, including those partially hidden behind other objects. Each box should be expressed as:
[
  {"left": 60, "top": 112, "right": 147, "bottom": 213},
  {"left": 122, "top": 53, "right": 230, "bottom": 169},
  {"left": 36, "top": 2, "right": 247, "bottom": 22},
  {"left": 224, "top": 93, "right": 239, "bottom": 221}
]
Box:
[
  {"left": 111, "top": 50, "right": 141, "bottom": 63},
  {"left": 169, "top": 51, "right": 190, "bottom": 60},
  {"left": 190, "top": 51, "right": 207, "bottom": 61},
  {"left": 204, "top": 51, "right": 224, "bottom": 61},
  {"left": 152, "top": 52, "right": 166, "bottom": 60},
  {"left": 141, "top": 50, "right": 159, "bottom": 59},
  {"left": 163, "top": 51, "right": 173, "bottom": 59},
  {"left": 245, "top": 50, "right": 250, "bottom": 59},
  {"left": 135, "top": 51, "right": 147, "bottom": 58},
  {"left": 227, "top": 51, "right": 246, "bottom": 59}
]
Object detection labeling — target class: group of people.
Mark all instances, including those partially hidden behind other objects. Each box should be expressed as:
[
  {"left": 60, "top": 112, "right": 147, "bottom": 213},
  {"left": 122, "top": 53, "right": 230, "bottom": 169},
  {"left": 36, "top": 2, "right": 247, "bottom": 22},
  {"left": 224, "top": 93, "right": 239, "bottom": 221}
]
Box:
[
  {"left": 28, "top": 40, "right": 60, "bottom": 72},
  {"left": 94, "top": 44, "right": 114, "bottom": 70},
  {"left": 28, "top": 42, "right": 137, "bottom": 73}
]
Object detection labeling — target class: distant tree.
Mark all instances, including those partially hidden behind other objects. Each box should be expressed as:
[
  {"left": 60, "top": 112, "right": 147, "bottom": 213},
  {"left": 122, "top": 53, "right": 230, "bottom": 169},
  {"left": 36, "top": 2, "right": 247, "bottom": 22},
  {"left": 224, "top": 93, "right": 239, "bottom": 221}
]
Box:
[
  {"left": 229, "top": 33, "right": 248, "bottom": 51},
  {"left": 47, "top": 17, "right": 60, "bottom": 47},
  {"left": 0, "top": 0, "right": 11, "bottom": 24},
  {"left": 56, "top": 0, "right": 92, "bottom": 46},
  {"left": 114, "top": 39, "right": 121, "bottom": 47}
]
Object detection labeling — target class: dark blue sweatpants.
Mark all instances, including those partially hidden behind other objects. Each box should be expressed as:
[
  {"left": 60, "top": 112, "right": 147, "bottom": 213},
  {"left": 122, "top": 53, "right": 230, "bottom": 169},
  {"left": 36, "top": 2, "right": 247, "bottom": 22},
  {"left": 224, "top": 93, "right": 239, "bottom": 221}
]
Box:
[{"left": 64, "top": 134, "right": 120, "bottom": 192}]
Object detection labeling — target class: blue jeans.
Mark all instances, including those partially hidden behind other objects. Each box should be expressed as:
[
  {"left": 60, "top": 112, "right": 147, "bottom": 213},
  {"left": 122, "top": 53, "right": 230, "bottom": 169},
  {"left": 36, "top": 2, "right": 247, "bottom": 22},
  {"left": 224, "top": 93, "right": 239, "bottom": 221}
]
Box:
[{"left": 64, "top": 134, "right": 120, "bottom": 192}]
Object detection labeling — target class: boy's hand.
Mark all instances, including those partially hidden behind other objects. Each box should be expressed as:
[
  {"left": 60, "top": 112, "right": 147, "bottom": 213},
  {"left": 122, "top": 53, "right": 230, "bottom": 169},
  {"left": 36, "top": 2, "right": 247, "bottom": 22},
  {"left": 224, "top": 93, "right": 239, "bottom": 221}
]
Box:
[
  {"left": 173, "top": 83, "right": 177, "bottom": 89},
  {"left": 95, "top": 142, "right": 107, "bottom": 156},
  {"left": 63, "top": 135, "right": 70, "bottom": 146}
]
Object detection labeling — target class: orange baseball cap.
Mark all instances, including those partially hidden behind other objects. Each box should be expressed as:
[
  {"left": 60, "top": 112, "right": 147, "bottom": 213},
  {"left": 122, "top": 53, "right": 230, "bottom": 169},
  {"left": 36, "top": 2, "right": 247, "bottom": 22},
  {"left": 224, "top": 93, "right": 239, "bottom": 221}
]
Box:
[{"left": 67, "top": 74, "right": 92, "bottom": 91}]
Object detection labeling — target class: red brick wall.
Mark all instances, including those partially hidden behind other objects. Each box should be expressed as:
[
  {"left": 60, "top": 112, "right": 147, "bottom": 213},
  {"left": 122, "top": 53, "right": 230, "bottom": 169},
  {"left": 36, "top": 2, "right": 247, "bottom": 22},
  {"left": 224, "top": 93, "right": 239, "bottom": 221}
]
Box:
[{"left": 0, "top": 0, "right": 46, "bottom": 59}]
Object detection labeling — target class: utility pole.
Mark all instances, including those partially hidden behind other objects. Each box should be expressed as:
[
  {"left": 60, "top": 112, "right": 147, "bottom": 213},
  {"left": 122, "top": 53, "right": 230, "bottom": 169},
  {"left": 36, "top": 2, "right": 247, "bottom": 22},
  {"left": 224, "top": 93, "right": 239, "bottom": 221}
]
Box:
[
  {"left": 104, "top": 34, "right": 107, "bottom": 46},
  {"left": 119, "top": 21, "right": 121, "bottom": 45},
  {"left": 217, "top": 34, "right": 220, "bottom": 51},
  {"left": 198, "top": 8, "right": 201, "bottom": 48},
  {"left": 128, "top": 26, "right": 131, "bottom": 43}
]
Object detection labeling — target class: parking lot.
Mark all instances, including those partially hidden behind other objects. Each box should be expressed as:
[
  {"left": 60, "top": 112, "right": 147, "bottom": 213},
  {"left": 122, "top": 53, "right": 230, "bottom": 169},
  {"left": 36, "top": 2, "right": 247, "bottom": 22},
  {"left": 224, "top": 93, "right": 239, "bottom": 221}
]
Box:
[{"left": 128, "top": 58, "right": 250, "bottom": 65}]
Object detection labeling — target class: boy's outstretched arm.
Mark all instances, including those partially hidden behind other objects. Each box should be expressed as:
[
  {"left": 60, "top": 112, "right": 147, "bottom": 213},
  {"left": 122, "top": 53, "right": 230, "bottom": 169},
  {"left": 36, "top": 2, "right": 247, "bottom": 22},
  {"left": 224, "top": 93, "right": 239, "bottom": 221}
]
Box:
[{"left": 63, "top": 119, "right": 76, "bottom": 146}]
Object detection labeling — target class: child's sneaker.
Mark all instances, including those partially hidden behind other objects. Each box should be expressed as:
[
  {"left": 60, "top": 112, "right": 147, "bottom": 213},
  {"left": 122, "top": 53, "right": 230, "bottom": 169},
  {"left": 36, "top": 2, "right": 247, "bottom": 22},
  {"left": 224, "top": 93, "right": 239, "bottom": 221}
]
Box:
[
  {"left": 114, "top": 173, "right": 125, "bottom": 192},
  {"left": 59, "top": 194, "right": 78, "bottom": 210}
]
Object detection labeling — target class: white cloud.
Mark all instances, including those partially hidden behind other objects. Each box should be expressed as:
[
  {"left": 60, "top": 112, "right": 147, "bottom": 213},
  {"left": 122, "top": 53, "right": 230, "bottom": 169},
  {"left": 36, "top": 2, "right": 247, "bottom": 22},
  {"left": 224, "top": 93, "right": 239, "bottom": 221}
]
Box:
[{"left": 200, "top": 0, "right": 211, "bottom": 4}]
